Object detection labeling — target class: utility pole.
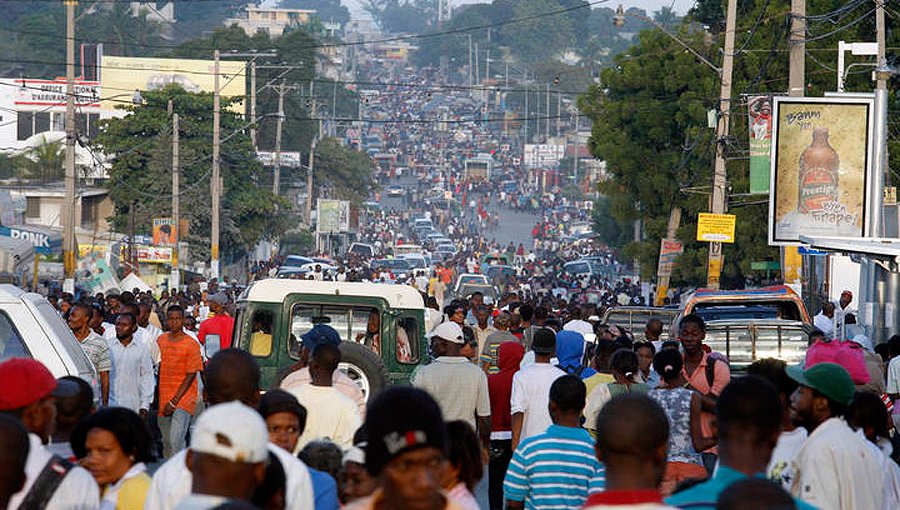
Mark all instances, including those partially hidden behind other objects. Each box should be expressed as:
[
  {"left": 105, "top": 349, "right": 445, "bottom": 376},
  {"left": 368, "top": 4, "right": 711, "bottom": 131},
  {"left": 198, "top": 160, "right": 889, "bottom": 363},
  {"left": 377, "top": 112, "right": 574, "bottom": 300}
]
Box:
[
  {"left": 270, "top": 79, "right": 299, "bottom": 197},
  {"left": 306, "top": 80, "right": 317, "bottom": 225},
  {"left": 706, "top": 0, "right": 737, "bottom": 289},
  {"left": 789, "top": 0, "right": 806, "bottom": 97},
  {"left": 250, "top": 61, "right": 257, "bottom": 150},
  {"left": 211, "top": 49, "right": 221, "bottom": 280},
  {"left": 171, "top": 110, "right": 180, "bottom": 291},
  {"left": 545, "top": 83, "right": 550, "bottom": 141},
  {"left": 556, "top": 92, "right": 561, "bottom": 137},
  {"left": 524, "top": 86, "right": 529, "bottom": 143},
  {"left": 62, "top": 0, "right": 77, "bottom": 286},
  {"left": 467, "top": 35, "right": 473, "bottom": 87}
]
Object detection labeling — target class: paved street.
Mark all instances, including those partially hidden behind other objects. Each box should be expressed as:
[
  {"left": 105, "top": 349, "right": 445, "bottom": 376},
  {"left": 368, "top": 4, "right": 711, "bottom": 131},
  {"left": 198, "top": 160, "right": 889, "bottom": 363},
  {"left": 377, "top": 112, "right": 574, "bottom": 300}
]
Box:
[{"left": 380, "top": 175, "right": 540, "bottom": 248}]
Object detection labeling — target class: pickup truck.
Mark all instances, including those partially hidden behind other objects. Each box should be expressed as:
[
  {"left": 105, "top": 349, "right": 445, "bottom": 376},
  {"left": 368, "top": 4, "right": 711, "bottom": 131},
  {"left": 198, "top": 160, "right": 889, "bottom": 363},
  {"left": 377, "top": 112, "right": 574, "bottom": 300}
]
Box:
[{"left": 675, "top": 286, "right": 813, "bottom": 370}]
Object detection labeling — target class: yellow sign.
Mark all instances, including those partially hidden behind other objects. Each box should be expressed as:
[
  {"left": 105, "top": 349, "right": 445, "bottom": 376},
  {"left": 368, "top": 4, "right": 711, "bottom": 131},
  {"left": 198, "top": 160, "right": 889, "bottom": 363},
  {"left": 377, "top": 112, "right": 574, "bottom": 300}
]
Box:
[
  {"left": 696, "top": 213, "right": 737, "bottom": 243},
  {"left": 78, "top": 245, "right": 108, "bottom": 257},
  {"left": 782, "top": 246, "right": 802, "bottom": 286},
  {"left": 101, "top": 56, "right": 246, "bottom": 113},
  {"left": 707, "top": 257, "right": 722, "bottom": 284}
]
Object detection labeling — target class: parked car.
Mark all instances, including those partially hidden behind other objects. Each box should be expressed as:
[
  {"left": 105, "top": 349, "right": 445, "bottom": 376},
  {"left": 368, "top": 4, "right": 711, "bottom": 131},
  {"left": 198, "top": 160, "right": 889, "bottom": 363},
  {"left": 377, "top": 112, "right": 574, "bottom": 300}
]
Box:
[
  {"left": 348, "top": 242, "right": 376, "bottom": 259},
  {"left": 387, "top": 184, "right": 406, "bottom": 196},
  {"left": 235, "top": 280, "right": 427, "bottom": 399},
  {"left": 453, "top": 273, "right": 489, "bottom": 294},
  {"left": 0, "top": 284, "right": 98, "bottom": 391}
]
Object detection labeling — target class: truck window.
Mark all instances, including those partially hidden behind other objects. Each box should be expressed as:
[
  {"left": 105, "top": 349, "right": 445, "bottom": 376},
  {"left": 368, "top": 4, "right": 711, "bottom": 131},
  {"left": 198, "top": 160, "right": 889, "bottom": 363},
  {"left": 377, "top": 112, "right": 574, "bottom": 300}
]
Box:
[
  {"left": 397, "top": 315, "right": 419, "bottom": 364},
  {"left": 0, "top": 311, "right": 28, "bottom": 360},
  {"left": 289, "top": 304, "right": 379, "bottom": 358},
  {"left": 249, "top": 310, "right": 274, "bottom": 357}
]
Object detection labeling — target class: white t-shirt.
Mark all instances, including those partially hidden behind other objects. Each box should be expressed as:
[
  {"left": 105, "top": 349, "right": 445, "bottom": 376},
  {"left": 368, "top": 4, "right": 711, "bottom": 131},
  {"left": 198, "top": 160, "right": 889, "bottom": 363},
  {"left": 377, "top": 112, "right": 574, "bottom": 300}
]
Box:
[
  {"left": 144, "top": 442, "right": 314, "bottom": 510},
  {"left": 7, "top": 433, "right": 100, "bottom": 510},
  {"left": 510, "top": 362, "right": 566, "bottom": 441},
  {"left": 287, "top": 384, "right": 361, "bottom": 451},
  {"left": 564, "top": 319, "right": 594, "bottom": 337},
  {"left": 767, "top": 427, "right": 808, "bottom": 491}
]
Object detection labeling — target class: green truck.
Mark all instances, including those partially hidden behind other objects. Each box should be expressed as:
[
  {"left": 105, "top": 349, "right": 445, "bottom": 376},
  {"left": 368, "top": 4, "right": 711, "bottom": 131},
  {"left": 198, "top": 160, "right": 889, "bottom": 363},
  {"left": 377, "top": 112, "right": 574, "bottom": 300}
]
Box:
[{"left": 234, "top": 279, "right": 427, "bottom": 399}]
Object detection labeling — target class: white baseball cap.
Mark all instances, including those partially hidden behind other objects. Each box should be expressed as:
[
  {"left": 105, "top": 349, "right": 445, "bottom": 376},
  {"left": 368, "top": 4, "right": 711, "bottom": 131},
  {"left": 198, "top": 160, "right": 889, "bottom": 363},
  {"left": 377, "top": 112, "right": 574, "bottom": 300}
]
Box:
[
  {"left": 190, "top": 401, "right": 268, "bottom": 463},
  {"left": 430, "top": 321, "right": 464, "bottom": 344}
]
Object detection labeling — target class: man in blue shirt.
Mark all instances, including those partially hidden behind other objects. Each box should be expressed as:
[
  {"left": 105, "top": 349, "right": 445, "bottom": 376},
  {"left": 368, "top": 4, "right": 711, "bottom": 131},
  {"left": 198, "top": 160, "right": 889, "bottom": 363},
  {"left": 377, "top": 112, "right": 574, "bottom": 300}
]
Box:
[
  {"left": 503, "top": 375, "right": 602, "bottom": 510},
  {"left": 666, "top": 376, "right": 817, "bottom": 510}
]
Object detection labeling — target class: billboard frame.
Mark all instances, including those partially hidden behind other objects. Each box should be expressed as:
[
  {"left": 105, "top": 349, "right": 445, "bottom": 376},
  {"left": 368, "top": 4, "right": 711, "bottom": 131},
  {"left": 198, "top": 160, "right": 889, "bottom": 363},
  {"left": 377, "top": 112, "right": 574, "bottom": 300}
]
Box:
[{"left": 767, "top": 95, "right": 875, "bottom": 246}]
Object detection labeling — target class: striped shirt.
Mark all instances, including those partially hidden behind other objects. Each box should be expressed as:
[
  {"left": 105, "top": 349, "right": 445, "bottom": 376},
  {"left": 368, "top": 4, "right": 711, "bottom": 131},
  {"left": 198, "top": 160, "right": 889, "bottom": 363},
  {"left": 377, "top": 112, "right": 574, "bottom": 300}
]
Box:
[{"left": 503, "top": 424, "right": 601, "bottom": 509}]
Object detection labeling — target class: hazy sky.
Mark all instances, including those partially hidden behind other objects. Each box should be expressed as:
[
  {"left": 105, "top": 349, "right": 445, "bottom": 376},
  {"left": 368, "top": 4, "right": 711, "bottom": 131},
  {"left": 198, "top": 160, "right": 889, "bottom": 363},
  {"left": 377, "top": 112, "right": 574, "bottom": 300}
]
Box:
[{"left": 339, "top": 0, "right": 699, "bottom": 19}]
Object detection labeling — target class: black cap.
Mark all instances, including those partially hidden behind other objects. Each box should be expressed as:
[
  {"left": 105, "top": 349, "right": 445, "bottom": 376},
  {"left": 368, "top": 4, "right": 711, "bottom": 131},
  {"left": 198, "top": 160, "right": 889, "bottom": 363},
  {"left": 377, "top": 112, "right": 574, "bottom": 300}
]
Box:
[{"left": 364, "top": 387, "right": 446, "bottom": 476}]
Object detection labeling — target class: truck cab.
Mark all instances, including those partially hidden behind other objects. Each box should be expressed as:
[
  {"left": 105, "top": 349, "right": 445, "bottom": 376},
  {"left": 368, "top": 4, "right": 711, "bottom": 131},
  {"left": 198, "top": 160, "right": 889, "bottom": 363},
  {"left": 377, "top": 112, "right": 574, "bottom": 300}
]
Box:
[{"left": 234, "top": 279, "right": 427, "bottom": 399}]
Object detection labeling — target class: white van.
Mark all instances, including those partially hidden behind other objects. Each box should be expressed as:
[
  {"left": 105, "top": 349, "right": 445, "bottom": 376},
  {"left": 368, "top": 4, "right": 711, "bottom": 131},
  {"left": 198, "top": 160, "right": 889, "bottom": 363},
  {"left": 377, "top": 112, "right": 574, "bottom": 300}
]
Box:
[{"left": 0, "top": 285, "right": 97, "bottom": 387}]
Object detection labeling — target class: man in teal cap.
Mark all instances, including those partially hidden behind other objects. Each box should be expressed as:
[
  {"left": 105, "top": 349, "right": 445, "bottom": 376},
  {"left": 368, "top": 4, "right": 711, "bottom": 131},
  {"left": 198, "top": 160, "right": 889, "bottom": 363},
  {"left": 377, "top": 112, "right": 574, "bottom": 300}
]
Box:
[{"left": 787, "top": 362, "right": 883, "bottom": 509}]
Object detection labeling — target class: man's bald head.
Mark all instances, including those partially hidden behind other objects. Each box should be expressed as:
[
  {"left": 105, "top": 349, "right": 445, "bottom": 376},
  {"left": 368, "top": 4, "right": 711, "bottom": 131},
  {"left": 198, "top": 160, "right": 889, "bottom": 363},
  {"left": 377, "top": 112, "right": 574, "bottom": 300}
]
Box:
[
  {"left": 594, "top": 394, "right": 669, "bottom": 488},
  {"left": 203, "top": 349, "right": 261, "bottom": 407},
  {"left": 0, "top": 415, "right": 29, "bottom": 507}
]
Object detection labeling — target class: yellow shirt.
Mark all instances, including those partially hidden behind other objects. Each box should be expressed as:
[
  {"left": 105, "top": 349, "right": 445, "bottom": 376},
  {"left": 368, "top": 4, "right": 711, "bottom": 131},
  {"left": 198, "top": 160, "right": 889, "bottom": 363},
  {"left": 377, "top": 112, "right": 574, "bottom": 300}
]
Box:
[
  {"left": 250, "top": 331, "right": 273, "bottom": 356},
  {"left": 110, "top": 471, "right": 150, "bottom": 510},
  {"left": 583, "top": 372, "right": 615, "bottom": 396}
]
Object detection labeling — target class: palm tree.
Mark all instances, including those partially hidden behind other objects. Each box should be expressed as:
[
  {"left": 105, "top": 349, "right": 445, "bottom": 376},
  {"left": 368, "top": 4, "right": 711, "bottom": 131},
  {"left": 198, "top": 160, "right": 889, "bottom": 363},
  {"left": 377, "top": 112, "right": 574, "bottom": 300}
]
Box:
[{"left": 14, "top": 136, "right": 65, "bottom": 183}]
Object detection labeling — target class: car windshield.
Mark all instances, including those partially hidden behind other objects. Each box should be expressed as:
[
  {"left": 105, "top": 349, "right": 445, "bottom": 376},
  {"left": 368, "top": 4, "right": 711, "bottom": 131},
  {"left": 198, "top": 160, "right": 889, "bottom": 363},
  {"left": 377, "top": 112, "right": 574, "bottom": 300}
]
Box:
[{"left": 692, "top": 302, "right": 803, "bottom": 322}]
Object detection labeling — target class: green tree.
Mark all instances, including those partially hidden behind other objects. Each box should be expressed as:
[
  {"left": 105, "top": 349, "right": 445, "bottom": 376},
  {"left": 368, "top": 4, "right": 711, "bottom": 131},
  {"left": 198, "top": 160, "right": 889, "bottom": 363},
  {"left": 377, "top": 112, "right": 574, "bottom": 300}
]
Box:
[
  {"left": 312, "top": 138, "right": 375, "bottom": 204},
  {"left": 95, "top": 86, "right": 292, "bottom": 264},
  {"left": 281, "top": 0, "right": 351, "bottom": 25}
]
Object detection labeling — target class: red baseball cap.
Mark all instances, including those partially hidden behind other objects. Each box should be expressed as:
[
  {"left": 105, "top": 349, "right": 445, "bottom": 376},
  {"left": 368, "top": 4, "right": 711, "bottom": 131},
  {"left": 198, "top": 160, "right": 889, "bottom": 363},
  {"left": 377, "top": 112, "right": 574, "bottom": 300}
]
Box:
[{"left": 0, "top": 358, "right": 78, "bottom": 411}]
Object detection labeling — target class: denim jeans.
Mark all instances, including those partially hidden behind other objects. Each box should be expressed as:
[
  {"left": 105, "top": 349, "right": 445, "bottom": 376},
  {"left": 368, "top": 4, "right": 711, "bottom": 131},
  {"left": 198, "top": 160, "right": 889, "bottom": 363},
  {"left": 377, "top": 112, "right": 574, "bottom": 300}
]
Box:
[{"left": 159, "top": 408, "right": 191, "bottom": 458}]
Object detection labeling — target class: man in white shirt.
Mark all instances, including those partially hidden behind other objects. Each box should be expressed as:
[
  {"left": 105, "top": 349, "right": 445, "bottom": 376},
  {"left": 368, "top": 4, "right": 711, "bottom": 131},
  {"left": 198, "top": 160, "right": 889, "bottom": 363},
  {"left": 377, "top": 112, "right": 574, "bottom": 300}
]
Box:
[
  {"left": 107, "top": 312, "right": 155, "bottom": 416},
  {"left": 0, "top": 358, "right": 99, "bottom": 510},
  {"left": 281, "top": 324, "right": 366, "bottom": 417},
  {"left": 812, "top": 303, "right": 835, "bottom": 338},
  {"left": 412, "top": 321, "right": 491, "bottom": 455},
  {"left": 146, "top": 349, "right": 315, "bottom": 510},
  {"left": 563, "top": 307, "right": 594, "bottom": 337},
  {"left": 510, "top": 328, "right": 565, "bottom": 450},
  {"left": 788, "top": 362, "right": 884, "bottom": 509},
  {"left": 886, "top": 336, "right": 900, "bottom": 431},
  {"left": 174, "top": 402, "right": 268, "bottom": 510},
  {"left": 286, "top": 343, "right": 361, "bottom": 451}
]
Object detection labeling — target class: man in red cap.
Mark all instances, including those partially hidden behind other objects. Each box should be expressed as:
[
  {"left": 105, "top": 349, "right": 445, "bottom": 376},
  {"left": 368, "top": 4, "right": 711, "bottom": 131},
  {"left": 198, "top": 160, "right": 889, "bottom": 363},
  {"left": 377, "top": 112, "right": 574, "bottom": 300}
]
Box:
[{"left": 0, "top": 358, "right": 99, "bottom": 509}]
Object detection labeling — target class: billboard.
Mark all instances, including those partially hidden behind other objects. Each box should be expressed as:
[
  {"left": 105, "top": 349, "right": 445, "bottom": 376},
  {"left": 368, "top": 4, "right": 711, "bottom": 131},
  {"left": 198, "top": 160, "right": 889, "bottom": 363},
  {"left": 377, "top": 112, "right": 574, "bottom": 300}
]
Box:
[
  {"left": 101, "top": 56, "right": 246, "bottom": 113},
  {"left": 317, "top": 199, "right": 350, "bottom": 234},
  {"left": 748, "top": 95, "right": 772, "bottom": 194},
  {"left": 152, "top": 218, "right": 177, "bottom": 246},
  {"left": 768, "top": 96, "right": 874, "bottom": 245},
  {"left": 523, "top": 144, "right": 566, "bottom": 169},
  {"left": 657, "top": 239, "right": 683, "bottom": 277}
]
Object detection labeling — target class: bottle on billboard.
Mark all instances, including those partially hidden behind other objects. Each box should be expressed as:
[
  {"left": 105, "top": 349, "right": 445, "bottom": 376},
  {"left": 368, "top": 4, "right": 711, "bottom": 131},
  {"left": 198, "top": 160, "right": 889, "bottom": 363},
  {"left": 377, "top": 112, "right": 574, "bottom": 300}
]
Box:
[{"left": 798, "top": 127, "right": 839, "bottom": 214}]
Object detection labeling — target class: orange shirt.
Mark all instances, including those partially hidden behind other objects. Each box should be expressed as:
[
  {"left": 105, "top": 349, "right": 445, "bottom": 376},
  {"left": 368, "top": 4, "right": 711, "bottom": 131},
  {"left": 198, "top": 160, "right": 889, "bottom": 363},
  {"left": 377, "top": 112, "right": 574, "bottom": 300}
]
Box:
[
  {"left": 438, "top": 267, "right": 453, "bottom": 284},
  {"left": 157, "top": 332, "right": 203, "bottom": 416},
  {"left": 683, "top": 352, "right": 730, "bottom": 453}
]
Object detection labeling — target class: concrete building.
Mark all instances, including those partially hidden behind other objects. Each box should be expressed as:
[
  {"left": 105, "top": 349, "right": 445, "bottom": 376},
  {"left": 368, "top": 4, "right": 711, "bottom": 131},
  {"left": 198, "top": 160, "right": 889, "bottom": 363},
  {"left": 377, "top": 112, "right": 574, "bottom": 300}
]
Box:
[{"left": 224, "top": 4, "right": 317, "bottom": 37}]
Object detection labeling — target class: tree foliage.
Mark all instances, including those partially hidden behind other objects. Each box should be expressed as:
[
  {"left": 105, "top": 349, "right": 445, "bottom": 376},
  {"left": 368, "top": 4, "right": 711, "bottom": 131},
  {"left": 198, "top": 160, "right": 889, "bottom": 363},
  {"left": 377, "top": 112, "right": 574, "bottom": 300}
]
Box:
[
  {"left": 582, "top": 0, "right": 900, "bottom": 288},
  {"left": 312, "top": 138, "right": 375, "bottom": 204},
  {"left": 95, "top": 86, "right": 293, "bottom": 263}
]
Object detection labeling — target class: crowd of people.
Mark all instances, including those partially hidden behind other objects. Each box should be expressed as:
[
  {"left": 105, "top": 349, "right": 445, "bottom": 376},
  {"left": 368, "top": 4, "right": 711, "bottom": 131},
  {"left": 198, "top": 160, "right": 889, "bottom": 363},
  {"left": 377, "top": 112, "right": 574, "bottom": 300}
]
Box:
[{"left": 5, "top": 279, "right": 900, "bottom": 509}]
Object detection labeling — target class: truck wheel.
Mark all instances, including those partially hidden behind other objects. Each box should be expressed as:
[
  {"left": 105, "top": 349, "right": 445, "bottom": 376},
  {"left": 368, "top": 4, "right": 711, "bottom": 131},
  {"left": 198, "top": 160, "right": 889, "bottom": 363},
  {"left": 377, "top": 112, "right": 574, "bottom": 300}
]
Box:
[{"left": 338, "top": 341, "right": 389, "bottom": 402}]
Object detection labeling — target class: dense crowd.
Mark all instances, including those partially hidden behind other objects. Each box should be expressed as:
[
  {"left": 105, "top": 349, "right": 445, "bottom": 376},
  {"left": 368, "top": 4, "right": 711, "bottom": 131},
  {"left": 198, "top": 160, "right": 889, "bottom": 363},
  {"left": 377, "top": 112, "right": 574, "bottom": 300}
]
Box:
[{"left": 4, "top": 281, "right": 900, "bottom": 509}]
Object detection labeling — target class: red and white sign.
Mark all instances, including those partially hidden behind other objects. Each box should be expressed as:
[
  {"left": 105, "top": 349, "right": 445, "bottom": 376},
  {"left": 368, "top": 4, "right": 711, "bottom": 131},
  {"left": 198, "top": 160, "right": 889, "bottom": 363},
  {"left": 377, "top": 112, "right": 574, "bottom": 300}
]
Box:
[{"left": 14, "top": 78, "right": 100, "bottom": 108}]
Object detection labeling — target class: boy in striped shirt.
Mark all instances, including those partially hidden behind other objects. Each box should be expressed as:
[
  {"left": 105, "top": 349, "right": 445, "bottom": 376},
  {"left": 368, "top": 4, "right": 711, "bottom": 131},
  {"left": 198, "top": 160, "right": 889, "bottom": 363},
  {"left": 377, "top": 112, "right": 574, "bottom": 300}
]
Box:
[{"left": 504, "top": 375, "right": 602, "bottom": 510}]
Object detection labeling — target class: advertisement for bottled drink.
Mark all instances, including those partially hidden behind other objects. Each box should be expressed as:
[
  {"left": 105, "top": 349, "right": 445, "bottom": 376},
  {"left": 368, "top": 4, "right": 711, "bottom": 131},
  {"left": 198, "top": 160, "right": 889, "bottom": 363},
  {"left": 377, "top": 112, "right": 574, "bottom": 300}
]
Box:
[{"left": 768, "top": 96, "right": 874, "bottom": 245}]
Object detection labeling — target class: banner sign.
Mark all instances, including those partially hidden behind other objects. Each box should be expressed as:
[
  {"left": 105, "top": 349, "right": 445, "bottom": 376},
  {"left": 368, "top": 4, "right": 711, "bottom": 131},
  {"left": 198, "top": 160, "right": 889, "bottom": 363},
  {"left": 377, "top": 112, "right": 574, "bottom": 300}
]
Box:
[
  {"left": 523, "top": 144, "right": 566, "bottom": 169},
  {"left": 696, "top": 213, "right": 737, "bottom": 243},
  {"left": 657, "top": 239, "right": 683, "bottom": 277},
  {"left": 0, "top": 225, "right": 61, "bottom": 255},
  {"left": 257, "top": 151, "right": 303, "bottom": 167},
  {"left": 748, "top": 95, "right": 773, "bottom": 194},
  {"left": 768, "top": 96, "right": 874, "bottom": 245},
  {"left": 152, "top": 218, "right": 177, "bottom": 246},
  {"left": 120, "top": 245, "right": 172, "bottom": 264},
  {"left": 14, "top": 78, "right": 100, "bottom": 108}
]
